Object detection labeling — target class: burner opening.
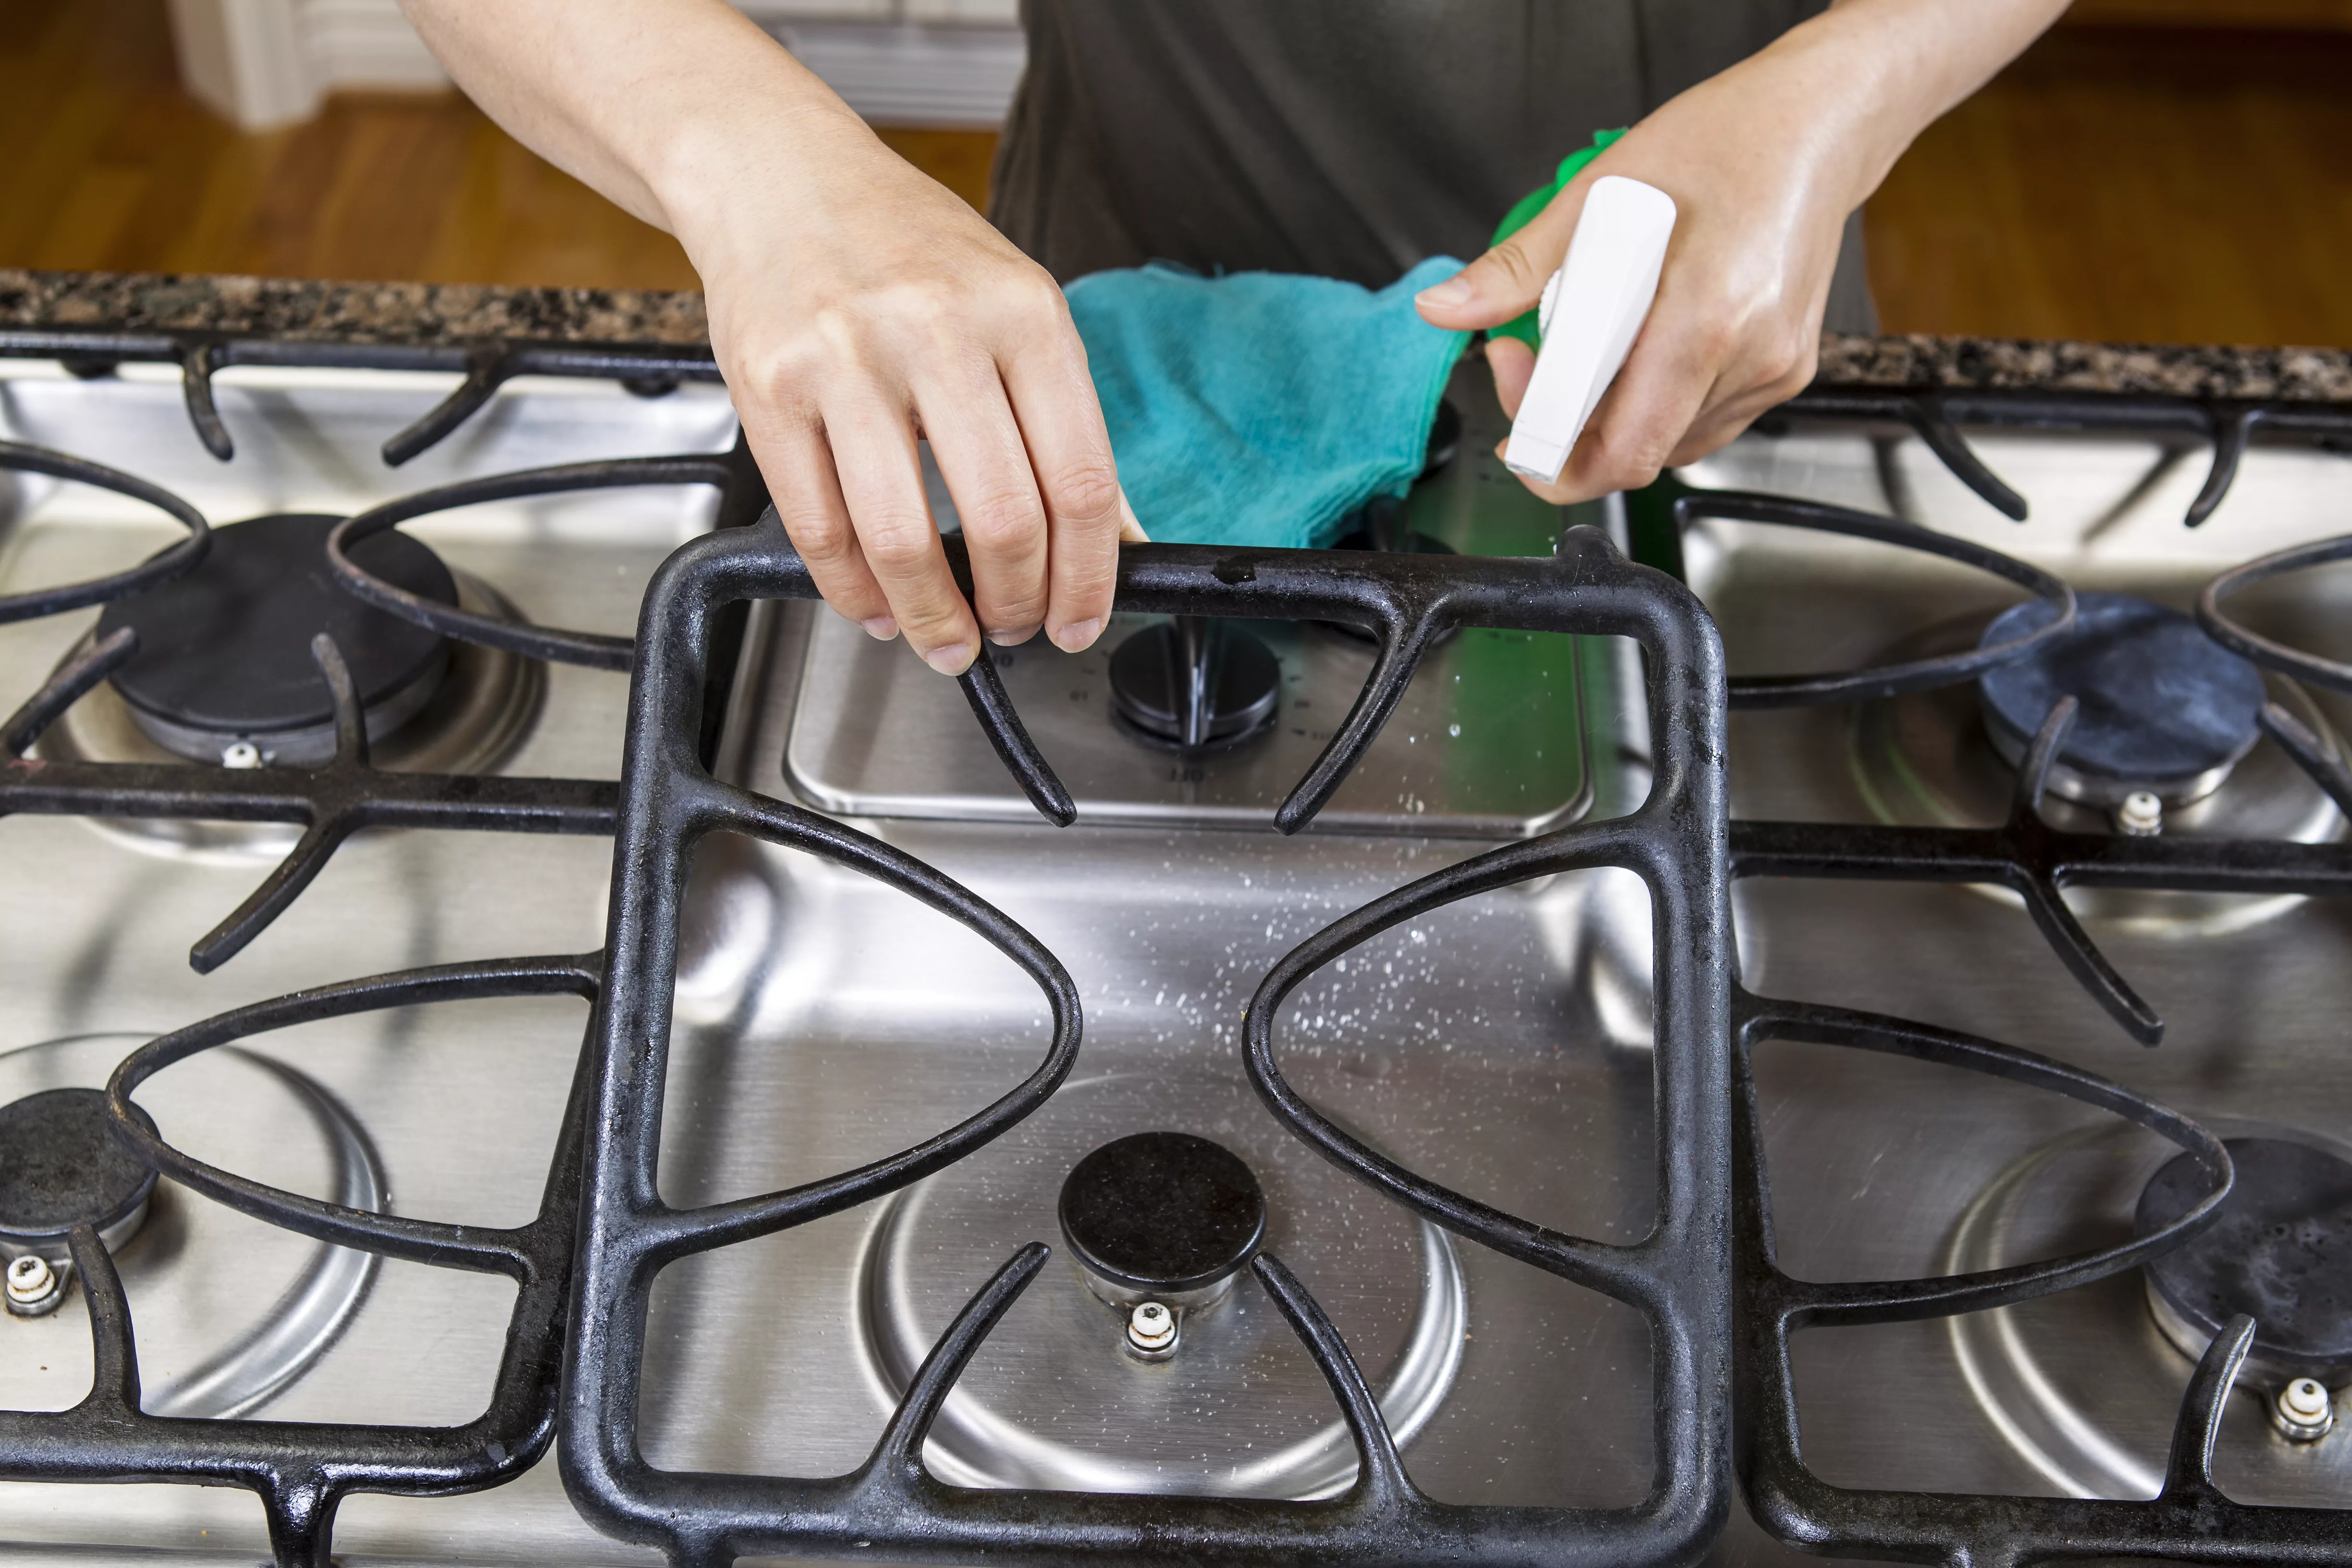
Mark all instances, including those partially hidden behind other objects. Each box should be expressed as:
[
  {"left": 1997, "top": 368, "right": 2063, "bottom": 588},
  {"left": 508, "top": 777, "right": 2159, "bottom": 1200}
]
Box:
[
  {"left": 1057, "top": 1130, "right": 1266, "bottom": 1312},
  {"left": 1107, "top": 617, "right": 1281, "bottom": 751},
  {"left": 1317, "top": 500, "right": 1460, "bottom": 650},
  {"left": 1976, "top": 592, "right": 2266, "bottom": 808},
  {"left": 1330, "top": 502, "right": 1457, "bottom": 562},
  {"left": 0, "top": 1088, "right": 159, "bottom": 1280},
  {"left": 2137, "top": 1137, "right": 2352, "bottom": 1391},
  {"left": 96, "top": 513, "right": 459, "bottom": 767}
]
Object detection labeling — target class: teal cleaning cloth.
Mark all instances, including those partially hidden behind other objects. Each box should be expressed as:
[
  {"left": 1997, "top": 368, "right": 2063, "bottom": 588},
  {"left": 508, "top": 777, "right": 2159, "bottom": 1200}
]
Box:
[{"left": 1066, "top": 256, "right": 1469, "bottom": 550}]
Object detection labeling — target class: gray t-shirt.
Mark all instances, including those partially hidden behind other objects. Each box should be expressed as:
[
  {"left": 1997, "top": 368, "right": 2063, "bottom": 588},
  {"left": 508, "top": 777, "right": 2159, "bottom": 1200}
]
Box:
[{"left": 990, "top": 0, "right": 1875, "bottom": 333}]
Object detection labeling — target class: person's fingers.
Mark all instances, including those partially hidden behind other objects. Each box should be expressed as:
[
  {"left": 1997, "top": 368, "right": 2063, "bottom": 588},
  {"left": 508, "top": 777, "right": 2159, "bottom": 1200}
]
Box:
[
  {"left": 1665, "top": 325, "right": 1821, "bottom": 466},
  {"left": 1117, "top": 488, "right": 1149, "bottom": 542},
  {"left": 1484, "top": 336, "right": 1536, "bottom": 421},
  {"left": 825, "top": 395, "right": 980, "bottom": 674},
  {"left": 914, "top": 370, "right": 1050, "bottom": 646},
  {"left": 1414, "top": 173, "right": 1598, "bottom": 333},
  {"left": 741, "top": 410, "right": 896, "bottom": 637},
  {"left": 1515, "top": 303, "right": 1719, "bottom": 506},
  {"left": 1563, "top": 334, "right": 1714, "bottom": 501},
  {"left": 1665, "top": 377, "right": 1797, "bottom": 469},
  {"left": 998, "top": 307, "right": 1124, "bottom": 653}
]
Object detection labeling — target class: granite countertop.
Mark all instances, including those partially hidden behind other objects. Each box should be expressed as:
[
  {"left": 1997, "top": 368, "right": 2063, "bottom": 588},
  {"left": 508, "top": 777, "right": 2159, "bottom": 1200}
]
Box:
[{"left": 2, "top": 267, "right": 2348, "bottom": 403}]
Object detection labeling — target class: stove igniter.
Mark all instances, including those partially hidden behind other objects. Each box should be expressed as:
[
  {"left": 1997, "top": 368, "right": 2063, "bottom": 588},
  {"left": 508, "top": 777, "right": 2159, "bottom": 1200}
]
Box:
[
  {"left": 2112, "top": 789, "right": 2164, "bottom": 837},
  {"left": 0, "top": 1087, "right": 160, "bottom": 1280},
  {"left": 1107, "top": 618, "right": 1281, "bottom": 751},
  {"left": 2136, "top": 1137, "right": 2352, "bottom": 1393},
  {"left": 1976, "top": 592, "right": 2267, "bottom": 809},
  {"left": 1124, "top": 1299, "right": 1179, "bottom": 1362},
  {"left": 1057, "top": 1130, "right": 1267, "bottom": 1337},
  {"left": 2275, "top": 1376, "right": 2336, "bottom": 1443},
  {"left": 4, "top": 1254, "right": 65, "bottom": 1318}
]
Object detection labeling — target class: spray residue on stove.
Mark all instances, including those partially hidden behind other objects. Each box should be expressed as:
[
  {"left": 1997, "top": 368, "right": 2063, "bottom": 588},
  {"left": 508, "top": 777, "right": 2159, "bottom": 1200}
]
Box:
[
  {"left": 1854, "top": 589, "right": 2346, "bottom": 929},
  {"left": 37, "top": 513, "right": 542, "bottom": 847}
]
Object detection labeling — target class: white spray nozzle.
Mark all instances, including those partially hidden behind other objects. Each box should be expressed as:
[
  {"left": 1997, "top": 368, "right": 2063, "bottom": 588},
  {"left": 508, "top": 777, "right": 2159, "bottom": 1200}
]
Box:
[{"left": 1501, "top": 175, "right": 1678, "bottom": 486}]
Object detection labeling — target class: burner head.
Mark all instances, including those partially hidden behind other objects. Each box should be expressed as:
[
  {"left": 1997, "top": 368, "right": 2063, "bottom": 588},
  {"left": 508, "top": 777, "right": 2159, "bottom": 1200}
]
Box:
[
  {"left": 2137, "top": 1137, "right": 2352, "bottom": 1388},
  {"left": 1976, "top": 592, "right": 2265, "bottom": 807},
  {"left": 1058, "top": 1131, "right": 1266, "bottom": 1304},
  {"left": 1107, "top": 618, "right": 1281, "bottom": 750},
  {"left": 97, "top": 513, "right": 457, "bottom": 766},
  {"left": 0, "top": 1088, "right": 159, "bottom": 1264}
]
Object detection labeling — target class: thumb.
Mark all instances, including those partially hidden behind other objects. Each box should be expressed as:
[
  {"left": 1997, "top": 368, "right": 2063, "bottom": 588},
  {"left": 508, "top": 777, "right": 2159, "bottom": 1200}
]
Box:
[{"left": 1414, "top": 177, "right": 1594, "bottom": 332}]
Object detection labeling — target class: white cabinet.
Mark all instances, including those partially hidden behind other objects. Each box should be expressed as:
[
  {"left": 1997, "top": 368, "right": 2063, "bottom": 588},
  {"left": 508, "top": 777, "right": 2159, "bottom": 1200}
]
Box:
[
  {"left": 168, "top": 0, "right": 1026, "bottom": 132},
  {"left": 166, "top": 0, "right": 448, "bottom": 131},
  {"left": 737, "top": 0, "right": 1026, "bottom": 127}
]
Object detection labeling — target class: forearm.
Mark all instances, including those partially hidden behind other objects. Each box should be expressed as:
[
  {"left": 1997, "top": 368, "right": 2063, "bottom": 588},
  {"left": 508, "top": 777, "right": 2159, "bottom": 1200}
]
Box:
[{"left": 398, "top": 0, "right": 878, "bottom": 245}]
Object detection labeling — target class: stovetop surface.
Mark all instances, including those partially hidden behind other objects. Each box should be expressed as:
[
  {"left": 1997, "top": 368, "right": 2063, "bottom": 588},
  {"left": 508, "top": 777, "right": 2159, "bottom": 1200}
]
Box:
[
  {"left": 1693, "top": 423, "right": 2352, "bottom": 1558},
  {"left": 0, "top": 354, "right": 2346, "bottom": 1564},
  {"left": 0, "top": 360, "right": 734, "bottom": 1563}
]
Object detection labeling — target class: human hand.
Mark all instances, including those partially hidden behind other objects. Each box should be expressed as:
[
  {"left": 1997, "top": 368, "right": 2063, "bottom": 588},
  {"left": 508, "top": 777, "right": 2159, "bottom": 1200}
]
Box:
[
  {"left": 684, "top": 122, "right": 1139, "bottom": 673},
  {"left": 402, "top": 0, "right": 1142, "bottom": 674},
  {"left": 1412, "top": 0, "right": 2069, "bottom": 504}
]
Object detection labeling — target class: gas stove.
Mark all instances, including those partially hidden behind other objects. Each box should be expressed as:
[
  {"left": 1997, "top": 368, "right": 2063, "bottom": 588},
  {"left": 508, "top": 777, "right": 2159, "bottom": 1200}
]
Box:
[{"left": 0, "top": 321, "right": 2346, "bottom": 1568}]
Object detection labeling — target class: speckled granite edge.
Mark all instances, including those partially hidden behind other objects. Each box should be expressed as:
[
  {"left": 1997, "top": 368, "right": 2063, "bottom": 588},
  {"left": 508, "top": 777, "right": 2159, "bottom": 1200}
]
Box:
[
  {"left": 0, "top": 269, "right": 711, "bottom": 349},
  {"left": 1815, "top": 333, "right": 2352, "bottom": 403},
  {"left": 4, "top": 268, "right": 2348, "bottom": 401}
]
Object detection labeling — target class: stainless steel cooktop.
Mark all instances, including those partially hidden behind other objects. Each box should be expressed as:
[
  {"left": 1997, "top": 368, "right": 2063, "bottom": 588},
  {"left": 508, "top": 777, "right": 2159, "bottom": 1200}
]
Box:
[
  {"left": 0, "top": 346, "right": 2347, "bottom": 1566},
  {"left": 1686, "top": 422, "right": 2352, "bottom": 1561}
]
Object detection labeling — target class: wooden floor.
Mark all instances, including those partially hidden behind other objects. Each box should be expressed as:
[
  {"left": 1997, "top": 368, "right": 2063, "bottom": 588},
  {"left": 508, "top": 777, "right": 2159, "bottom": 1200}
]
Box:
[{"left": 3, "top": 0, "right": 2347, "bottom": 349}]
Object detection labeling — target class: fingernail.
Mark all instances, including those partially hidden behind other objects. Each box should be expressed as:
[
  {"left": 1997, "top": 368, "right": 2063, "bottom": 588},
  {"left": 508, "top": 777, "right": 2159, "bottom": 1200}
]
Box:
[
  {"left": 1049, "top": 618, "right": 1102, "bottom": 652},
  {"left": 986, "top": 625, "right": 1036, "bottom": 647},
  {"left": 1415, "top": 276, "right": 1473, "bottom": 310},
  {"left": 860, "top": 615, "right": 898, "bottom": 640},
  {"left": 923, "top": 641, "right": 977, "bottom": 676}
]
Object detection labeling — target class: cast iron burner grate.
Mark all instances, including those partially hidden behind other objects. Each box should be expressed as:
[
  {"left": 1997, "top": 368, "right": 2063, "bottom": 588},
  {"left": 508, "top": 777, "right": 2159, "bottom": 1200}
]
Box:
[
  {"left": 0, "top": 328, "right": 724, "bottom": 468},
  {"left": 1684, "top": 392, "right": 2352, "bottom": 1565},
  {"left": 0, "top": 438, "right": 770, "bottom": 969},
  {"left": 0, "top": 427, "right": 767, "bottom": 1566},
  {"left": 0, "top": 950, "right": 601, "bottom": 1568},
  {"left": 5, "top": 353, "right": 2347, "bottom": 1568},
  {"left": 1683, "top": 474, "right": 2352, "bottom": 1049},
  {"left": 553, "top": 514, "right": 1738, "bottom": 1567}
]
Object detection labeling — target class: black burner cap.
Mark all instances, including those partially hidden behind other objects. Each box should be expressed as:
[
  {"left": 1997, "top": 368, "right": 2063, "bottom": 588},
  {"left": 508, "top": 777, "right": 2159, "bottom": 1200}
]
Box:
[
  {"left": 97, "top": 513, "right": 456, "bottom": 738},
  {"left": 1058, "top": 1131, "right": 1267, "bottom": 1295},
  {"left": 0, "top": 1089, "right": 158, "bottom": 1246},
  {"left": 2138, "top": 1137, "right": 2352, "bottom": 1381},
  {"left": 1976, "top": 592, "right": 2264, "bottom": 787},
  {"left": 1108, "top": 619, "right": 1281, "bottom": 749}
]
